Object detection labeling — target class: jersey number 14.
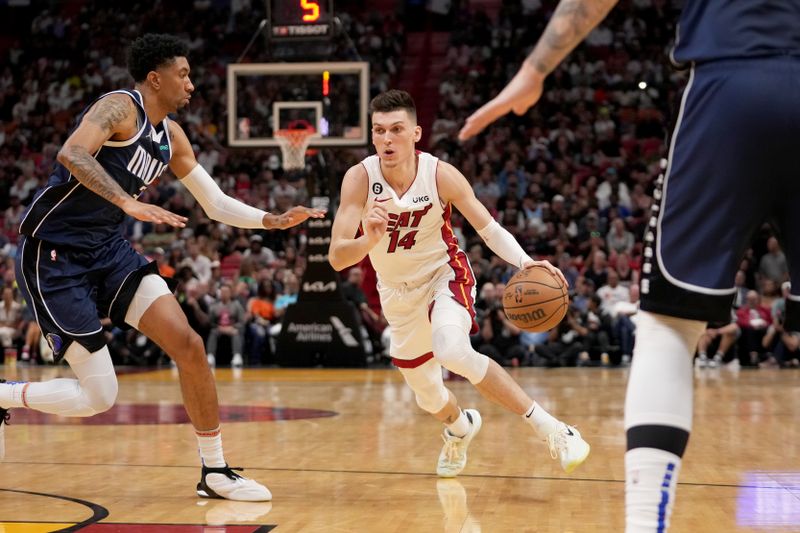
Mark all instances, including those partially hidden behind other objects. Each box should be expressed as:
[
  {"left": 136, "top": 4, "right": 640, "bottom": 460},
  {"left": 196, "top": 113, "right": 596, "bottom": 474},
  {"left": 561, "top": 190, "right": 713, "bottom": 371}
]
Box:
[{"left": 387, "top": 230, "right": 418, "bottom": 253}]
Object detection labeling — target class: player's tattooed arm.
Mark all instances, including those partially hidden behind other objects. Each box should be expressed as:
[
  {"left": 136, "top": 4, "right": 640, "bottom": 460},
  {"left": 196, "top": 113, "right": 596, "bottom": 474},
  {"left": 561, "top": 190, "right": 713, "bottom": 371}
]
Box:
[
  {"left": 58, "top": 96, "right": 188, "bottom": 228},
  {"left": 526, "top": 0, "right": 618, "bottom": 76},
  {"left": 59, "top": 147, "right": 131, "bottom": 206},
  {"left": 83, "top": 95, "right": 134, "bottom": 135},
  {"left": 57, "top": 95, "right": 137, "bottom": 208}
]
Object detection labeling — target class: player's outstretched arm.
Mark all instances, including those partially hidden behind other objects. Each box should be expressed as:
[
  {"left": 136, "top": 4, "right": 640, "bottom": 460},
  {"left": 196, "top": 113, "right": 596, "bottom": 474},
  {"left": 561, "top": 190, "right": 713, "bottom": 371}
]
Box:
[
  {"left": 57, "top": 93, "right": 187, "bottom": 228},
  {"left": 437, "top": 162, "right": 568, "bottom": 287},
  {"left": 458, "top": 0, "right": 619, "bottom": 140},
  {"left": 169, "top": 121, "right": 325, "bottom": 230},
  {"left": 328, "top": 165, "right": 387, "bottom": 271}
]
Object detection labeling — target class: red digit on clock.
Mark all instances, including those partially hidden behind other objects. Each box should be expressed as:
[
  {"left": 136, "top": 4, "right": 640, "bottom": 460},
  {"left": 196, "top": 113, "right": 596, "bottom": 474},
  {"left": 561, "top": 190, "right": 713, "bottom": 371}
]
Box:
[{"left": 301, "top": 0, "right": 320, "bottom": 22}]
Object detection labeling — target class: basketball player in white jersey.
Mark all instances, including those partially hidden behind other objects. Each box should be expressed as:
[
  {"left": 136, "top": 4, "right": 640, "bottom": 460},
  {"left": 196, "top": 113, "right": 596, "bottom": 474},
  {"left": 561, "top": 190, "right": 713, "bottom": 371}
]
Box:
[{"left": 329, "top": 90, "right": 590, "bottom": 477}]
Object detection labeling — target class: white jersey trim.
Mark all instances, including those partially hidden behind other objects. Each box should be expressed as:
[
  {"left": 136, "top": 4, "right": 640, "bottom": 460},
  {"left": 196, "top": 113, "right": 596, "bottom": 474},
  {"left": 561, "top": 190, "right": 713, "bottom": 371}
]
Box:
[{"left": 102, "top": 89, "right": 148, "bottom": 148}]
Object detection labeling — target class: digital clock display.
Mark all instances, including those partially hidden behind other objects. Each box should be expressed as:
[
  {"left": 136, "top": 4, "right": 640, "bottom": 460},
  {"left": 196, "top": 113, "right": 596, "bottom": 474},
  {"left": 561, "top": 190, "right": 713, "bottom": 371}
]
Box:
[{"left": 269, "top": 0, "right": 333, "bottom": 38}]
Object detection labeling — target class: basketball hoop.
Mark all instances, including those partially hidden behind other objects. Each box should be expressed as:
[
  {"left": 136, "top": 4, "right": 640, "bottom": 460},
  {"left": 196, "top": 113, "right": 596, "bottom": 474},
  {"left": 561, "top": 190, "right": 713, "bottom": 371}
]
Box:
[{"left": 275, "top": 128, "right": 318, "bottom": 171}]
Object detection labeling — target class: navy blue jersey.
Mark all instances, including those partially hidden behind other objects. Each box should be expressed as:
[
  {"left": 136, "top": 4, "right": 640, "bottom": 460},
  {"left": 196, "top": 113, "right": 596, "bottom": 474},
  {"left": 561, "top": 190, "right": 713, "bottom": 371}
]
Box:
[
  {"left": 672, "top": 1, "right": 800, "bottom": 65},
  {"left": 19, "top": 89, "right": 172, "bottom": 248}
]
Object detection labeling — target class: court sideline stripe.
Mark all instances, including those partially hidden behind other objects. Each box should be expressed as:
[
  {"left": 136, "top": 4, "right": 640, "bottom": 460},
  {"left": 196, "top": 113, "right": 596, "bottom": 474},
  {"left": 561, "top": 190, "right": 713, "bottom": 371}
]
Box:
[{"left": 1, "top": 460, "right": 786, "bottom": 490}]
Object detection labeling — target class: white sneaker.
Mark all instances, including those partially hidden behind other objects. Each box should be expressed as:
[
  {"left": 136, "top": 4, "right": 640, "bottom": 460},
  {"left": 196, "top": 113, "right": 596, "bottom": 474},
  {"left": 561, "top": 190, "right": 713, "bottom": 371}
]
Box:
[
  {"left": 437, "top": 409, "right": 482, "bottom": 478},
  {"left": 547, "top": 424, "right": 590, "bottom": 474},
  {"left": 207, "top": 354, "right": 216, "bottom": 367},
  {"left": 709, "top": 354, "right": 722, "bottom": 368},
  {"left": 231, "top": 354, "right": 244, "bottom": 368},
  {"left": 197, "top": 465, "right": 272, "bottom": 501},
  {"left": 695, "top": 355, "right": 709, "bottom": 368}
]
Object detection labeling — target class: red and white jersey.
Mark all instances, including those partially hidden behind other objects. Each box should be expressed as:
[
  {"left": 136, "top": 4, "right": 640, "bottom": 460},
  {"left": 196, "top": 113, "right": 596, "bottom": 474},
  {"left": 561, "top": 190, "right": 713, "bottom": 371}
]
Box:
[{"left": 361, "top": 151, "right": 472, "bottom": 287}]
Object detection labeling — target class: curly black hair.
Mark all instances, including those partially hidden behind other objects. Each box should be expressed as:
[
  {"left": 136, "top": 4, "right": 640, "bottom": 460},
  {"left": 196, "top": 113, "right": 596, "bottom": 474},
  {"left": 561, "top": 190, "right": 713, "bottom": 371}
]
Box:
[{"left": 127, "top": 34, "right": 189, "bottom": 82}]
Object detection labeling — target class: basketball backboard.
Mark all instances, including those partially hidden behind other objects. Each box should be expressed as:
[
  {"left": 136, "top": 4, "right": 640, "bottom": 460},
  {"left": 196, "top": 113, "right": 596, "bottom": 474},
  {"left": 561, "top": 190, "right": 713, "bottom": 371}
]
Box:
[{"left": 227, "top": 61, "right": 369, "bottom": 148}]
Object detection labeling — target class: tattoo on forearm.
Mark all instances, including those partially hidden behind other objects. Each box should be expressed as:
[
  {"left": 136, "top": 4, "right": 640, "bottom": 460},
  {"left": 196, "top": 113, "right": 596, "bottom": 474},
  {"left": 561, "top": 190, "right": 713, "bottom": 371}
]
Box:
[
  {"left": 62, "top": 146, "right": 129, "bottom": 206},
  {"left": 526, "top": 0, "right": 617, "bottom": 76}
]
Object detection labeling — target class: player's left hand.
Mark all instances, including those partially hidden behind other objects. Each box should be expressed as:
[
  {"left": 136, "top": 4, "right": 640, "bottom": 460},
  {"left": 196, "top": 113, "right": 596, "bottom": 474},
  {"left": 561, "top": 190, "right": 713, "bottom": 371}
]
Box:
[
  {"left": 267, "top": 206, "right": 326, "bottom": 230},
  {"left": 521, "top": 258, "right": 569, "bottom": 289},
  {"left": 458, "top": 62, "right": 546, "bottom": 141}
]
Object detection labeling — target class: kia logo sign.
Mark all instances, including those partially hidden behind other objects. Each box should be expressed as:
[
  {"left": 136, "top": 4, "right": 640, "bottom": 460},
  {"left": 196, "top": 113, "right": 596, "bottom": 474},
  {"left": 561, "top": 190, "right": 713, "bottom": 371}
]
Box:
[{"left": 302, "top": 281, "right": 337, "bottom": 292}]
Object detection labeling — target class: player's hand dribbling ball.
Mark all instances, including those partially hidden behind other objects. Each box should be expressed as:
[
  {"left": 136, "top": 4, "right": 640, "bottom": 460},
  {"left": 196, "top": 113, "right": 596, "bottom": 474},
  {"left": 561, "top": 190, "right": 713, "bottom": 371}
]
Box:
[{"left": 502, "top": 265, "right": 569, "bottom": 332}]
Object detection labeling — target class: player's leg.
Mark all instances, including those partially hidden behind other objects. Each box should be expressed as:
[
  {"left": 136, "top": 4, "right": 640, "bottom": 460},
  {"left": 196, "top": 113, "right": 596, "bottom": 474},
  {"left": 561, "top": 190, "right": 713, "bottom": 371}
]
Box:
[
  {"left": 381, "top": 283, "right": 483, "bottom": 477},
  {"left": 430, "top": 295, "right": 589, "bottom": 473},
  {"left": 1, "top": 236, "right": 118, "bottom": 459},
  {"left": 126, "top": 274, "right": 270, "bottom": 501},
  {"left": 627, "top": 61, "right": 779, "bottom": 531},
  {"left": 396, "top": 357, "right": 481, "bottom": 477},
  {"left": 0, "top": 341, "right": 117, "bottom": 417}
]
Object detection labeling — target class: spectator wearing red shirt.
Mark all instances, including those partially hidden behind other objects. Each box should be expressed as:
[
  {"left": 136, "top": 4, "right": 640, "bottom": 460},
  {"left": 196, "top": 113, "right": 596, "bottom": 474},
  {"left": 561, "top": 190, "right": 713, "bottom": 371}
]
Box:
[{"left": 736, "top": 290, "right": 772, "bottom": 365}]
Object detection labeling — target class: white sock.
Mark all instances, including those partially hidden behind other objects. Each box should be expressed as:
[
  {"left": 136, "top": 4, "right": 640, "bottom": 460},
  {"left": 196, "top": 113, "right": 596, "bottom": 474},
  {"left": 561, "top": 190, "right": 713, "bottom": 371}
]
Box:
[
  {"left": 0, "top": 381, "right": 26, "bottom": 408},
  {"left": 196, "top": 427, "right": 226, "bottom": 468},
  {"left": 446, "top": 409, "right": 470, "bottom": 438},
  {"left": 524, "top": 401, "right": 560, "bottom": 438},
  {"left": 625, "top": 448, "right": 682, "bottom": 532}
]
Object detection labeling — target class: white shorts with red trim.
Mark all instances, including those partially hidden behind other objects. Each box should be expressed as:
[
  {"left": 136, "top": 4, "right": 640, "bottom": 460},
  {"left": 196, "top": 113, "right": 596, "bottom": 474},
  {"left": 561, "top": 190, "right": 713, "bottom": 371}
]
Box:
[{"left": 378, "top": 262, "right": 477, "bottom": 364}]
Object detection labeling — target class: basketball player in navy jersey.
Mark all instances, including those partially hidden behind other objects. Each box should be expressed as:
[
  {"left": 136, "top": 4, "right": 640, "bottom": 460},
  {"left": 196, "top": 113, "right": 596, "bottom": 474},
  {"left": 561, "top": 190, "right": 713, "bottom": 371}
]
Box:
[
  {"left": 0, "top": 34, "right": 324, "bottom": 501},
  {"left": 459, "top": 1, "right": 800, "bottom": 531}
]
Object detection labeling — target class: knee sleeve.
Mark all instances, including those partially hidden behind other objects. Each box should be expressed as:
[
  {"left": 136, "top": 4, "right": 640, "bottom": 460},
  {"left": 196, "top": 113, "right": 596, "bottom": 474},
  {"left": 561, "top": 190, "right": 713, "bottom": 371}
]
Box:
[
  {"left": 64, "top": 343, "right": 118, "bottom": 414},
  {"left": 125, "top": 274, "right": 172, "bottom": 329},
  {"left": 430, "top": 297, "right": 489, "bottom": 384},
  {"left": 399, "top": 360, "right": 449, "bottom": 414},
  {"left": 431, "top": 324, "right": 489, "bottom": 384},
  {"left": 624, "top": 311, "right": 706, "bottom": 433}
]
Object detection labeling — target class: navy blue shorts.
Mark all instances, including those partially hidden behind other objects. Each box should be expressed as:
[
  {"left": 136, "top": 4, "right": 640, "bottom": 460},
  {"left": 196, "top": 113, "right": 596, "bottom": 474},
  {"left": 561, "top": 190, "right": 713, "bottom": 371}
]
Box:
[
  {"left": 15, "top": 235, "right": 158, "bottom": 359},
  {"left": 641, "top": 57, "right": 800, "bottom": 329}
]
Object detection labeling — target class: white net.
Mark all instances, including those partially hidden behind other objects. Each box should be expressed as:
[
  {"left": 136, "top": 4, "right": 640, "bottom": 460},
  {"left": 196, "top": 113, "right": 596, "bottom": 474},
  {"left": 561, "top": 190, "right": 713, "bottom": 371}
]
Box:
[{"left": 275, "top": 129, "right": 316, "bottom": 171}]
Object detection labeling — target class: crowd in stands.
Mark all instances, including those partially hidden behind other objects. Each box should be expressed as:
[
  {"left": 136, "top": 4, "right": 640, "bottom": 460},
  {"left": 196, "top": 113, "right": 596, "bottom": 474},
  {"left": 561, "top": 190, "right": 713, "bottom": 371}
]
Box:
[
  {"left": 0, "top": 0, "right": 794, "bottom": 369},
  {"left": 426, "top": 0, "right": 795, "bottom": 369}
]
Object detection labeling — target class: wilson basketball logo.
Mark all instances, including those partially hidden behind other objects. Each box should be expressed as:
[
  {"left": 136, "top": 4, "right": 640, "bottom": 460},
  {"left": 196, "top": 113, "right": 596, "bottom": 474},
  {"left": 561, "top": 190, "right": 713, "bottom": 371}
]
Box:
[{"left": 505, "top": 308, "right": 547, "bottom": 323}]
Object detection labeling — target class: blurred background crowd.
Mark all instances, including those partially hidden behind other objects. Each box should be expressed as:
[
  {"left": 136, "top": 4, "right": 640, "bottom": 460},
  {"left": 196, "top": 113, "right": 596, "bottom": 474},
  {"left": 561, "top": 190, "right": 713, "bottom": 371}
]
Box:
[{"left": 0, "top": 0, "right": 793, "bottom": 369}]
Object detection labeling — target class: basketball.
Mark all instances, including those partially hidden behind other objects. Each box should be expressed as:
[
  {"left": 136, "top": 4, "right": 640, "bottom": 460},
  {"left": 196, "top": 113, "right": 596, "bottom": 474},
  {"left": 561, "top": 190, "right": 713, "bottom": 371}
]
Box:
[{"left": 502, "top": 265, "right": 569, "bottom": 332}]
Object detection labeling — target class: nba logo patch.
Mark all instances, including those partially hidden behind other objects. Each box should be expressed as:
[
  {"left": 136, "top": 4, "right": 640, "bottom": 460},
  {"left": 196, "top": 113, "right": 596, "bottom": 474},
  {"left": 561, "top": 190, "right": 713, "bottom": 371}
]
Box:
[
  {"left": 45, "top": 333, "right": 63, "bottom": 354},
  {"left": 50, "top": 249, "right": 57, "bottom": 261}
]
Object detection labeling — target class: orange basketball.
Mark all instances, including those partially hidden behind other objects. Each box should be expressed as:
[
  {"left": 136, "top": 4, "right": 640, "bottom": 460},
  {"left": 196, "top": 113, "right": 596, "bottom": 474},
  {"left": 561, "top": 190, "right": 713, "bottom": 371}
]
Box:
[{"left": 502, "top": 265, "right": 569, "bottom": 332}]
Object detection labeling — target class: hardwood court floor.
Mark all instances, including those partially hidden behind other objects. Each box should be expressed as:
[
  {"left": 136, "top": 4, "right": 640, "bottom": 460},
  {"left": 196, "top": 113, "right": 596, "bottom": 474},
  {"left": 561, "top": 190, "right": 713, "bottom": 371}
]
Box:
[{"left": 1, "top": 364, "right": 799, "bottom": 532}]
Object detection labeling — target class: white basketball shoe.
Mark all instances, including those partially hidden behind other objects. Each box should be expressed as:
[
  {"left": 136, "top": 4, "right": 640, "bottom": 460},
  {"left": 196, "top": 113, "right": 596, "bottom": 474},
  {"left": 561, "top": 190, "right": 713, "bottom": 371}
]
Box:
[
  {"left": 197, "top": 465, "right": 272, "bottom": 501},
  {"left": 437, "top": 409, "right": 482, "bottom": 478},
  {"left": 547, "top": 424, "right": 590, "bottom": 474}
]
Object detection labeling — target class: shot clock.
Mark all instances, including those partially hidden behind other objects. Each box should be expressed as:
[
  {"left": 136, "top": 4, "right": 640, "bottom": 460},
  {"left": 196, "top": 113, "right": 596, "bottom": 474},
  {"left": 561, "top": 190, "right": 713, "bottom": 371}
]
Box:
[{"left": 268, "top": 0, "right": 334, "bottom": 39}]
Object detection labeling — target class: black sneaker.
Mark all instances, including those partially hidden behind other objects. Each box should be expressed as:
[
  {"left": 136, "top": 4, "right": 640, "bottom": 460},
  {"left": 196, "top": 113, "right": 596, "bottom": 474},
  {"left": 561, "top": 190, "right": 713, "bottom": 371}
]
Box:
[
  {"left": 197, "top": 464, "right": 272, "bottom": 501},
  {"left": 0, "top": 378, "right": 9, "bottom": 461}
]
